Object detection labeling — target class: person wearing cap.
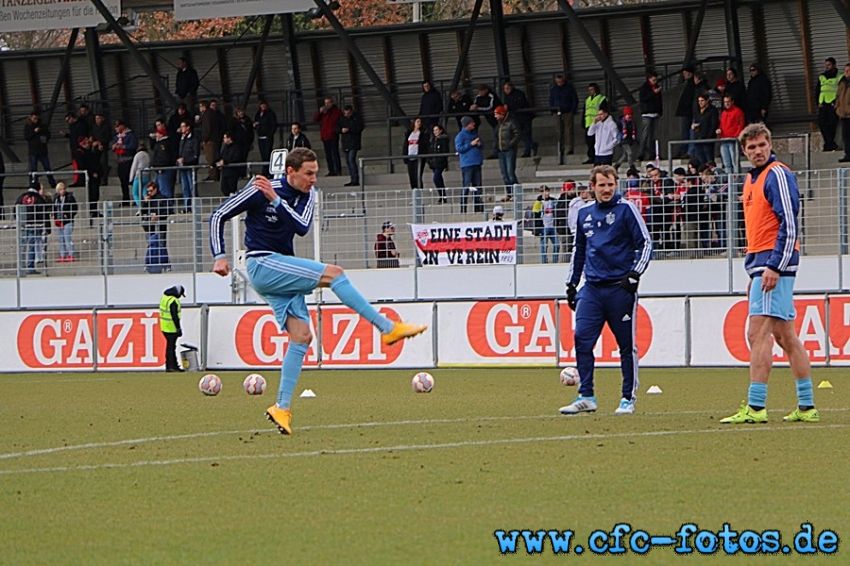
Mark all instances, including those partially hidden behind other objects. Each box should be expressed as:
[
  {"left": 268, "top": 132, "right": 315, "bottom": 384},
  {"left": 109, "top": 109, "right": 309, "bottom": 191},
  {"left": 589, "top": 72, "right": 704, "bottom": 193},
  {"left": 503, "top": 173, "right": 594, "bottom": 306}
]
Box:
[
  {"left": 160, "top": 285, "right": 186, "bottom": 372},
  {"left": 816, "top": 57, "right": 841, "bottom": 152},
  {"left": 455, "top": 116, "right": 484, "bottom": 213},
  {"left": 492, "top": 204, "right": 505, "bottom": 221},
  {"left": 493, "top": 105, "right": 520, "bottom": 200},
  {"left": 709, "top": 77, "right": 726, "bottom": 110},
  {"left": 613, "top": 107, "right": 638, "bottom": 170},
  {"left": 375, "top": 221, "right": 400, "bottom": 268},
  {"left": 745, "top": 62, "right": 772, "bottom": 125},
  {"left": 637, "top": 70, "right": 663, "bottom": 161},
  {"left": 674, "top": 66, "right": 696, "bottom": 158}
]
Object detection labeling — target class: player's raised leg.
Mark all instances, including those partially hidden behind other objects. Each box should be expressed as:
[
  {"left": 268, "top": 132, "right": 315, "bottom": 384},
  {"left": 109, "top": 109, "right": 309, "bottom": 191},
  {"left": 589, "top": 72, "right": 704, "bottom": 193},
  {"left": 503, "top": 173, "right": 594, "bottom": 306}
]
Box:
[{"left": 319, "top": 264, "right": 427, "bottom": 345}]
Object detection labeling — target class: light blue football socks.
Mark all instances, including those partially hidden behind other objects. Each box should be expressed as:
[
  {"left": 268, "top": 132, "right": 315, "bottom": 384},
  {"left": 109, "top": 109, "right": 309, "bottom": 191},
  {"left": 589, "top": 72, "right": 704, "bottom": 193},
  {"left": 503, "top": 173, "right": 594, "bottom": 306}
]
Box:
[
  {"left": 748, "top": 382, "right": 767, "bottom": 411},
  {"left": 329, "top": 274, "right": 395, "bottom": 334},
  {"left": 795, "top": 377, "right": 814, "bottom": 409},
  {"left": 277, "top": 342, "right": 309, "bottom": 410}
]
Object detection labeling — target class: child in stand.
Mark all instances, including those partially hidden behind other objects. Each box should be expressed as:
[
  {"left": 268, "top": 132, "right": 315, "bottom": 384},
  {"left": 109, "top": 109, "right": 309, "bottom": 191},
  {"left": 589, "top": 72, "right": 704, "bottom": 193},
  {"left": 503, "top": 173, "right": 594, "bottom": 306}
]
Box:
[{"left": 614, "top": 106, "right": 638, "bottom": 170}]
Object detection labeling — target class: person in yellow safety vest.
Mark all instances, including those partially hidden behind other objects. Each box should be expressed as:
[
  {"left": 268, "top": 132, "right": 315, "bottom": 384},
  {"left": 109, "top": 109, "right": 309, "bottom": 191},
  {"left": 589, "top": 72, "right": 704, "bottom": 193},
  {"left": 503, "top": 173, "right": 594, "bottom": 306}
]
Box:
[
  {"left": 159, "top": 285, "right": 185, "bottom": 372},
  {"left": 816, "top": 57, "right": 841, "bottom": 152},
  {"left": 583, "top": 83, "right": 607, "bottom": 164}
]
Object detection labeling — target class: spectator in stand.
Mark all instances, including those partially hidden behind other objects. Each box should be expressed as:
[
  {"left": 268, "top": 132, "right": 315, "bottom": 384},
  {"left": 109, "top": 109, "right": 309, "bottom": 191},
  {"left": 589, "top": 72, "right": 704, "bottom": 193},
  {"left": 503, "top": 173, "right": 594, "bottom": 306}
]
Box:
[
  {"left": 82, "top": 136, "right": 103, "bottom": 219},
  {"left": 745, "top": 62, "right": 772, "bottom": 124},
  {"left": 78, "top": 103, "right": 94, "bottom": 132},
  {"left": 338, "top": 105, "right": 364, "bottom": 187},
  {"left": 141, "top": 181, "right": 173, "bottom": 273},
  {"left": 623, "top": 167, "right": 650, "bottom": 222},
  {"left": 286, "top": 122, "right": 312, "bottom": 152},
  {"left": 313, "top": 96, "right": 342, "bottom": 176},
  {"left": 151, "top": 119, "right": 178, "bottom": 200},
  {"left": 16, "top": 180, "right": 48, "bottom": 273},
  {"left": 402, "top": 117, "right": 428, "bottom": 189},
  {"left": 492, "top": 204, "right": 505, "bottom": 221},
  {"left": 217, "top": 131, "right": 242, "bottom": 197},
  {"left": 835, "top": 63, "right": 850, "bottom": 163},
  {"left": 554, "top": 181, "right": 573, "bottom": 261},
  {"left": 699, "top": 163, "right": 728, "bottom": 250},
  {"left": 129, "top": 141, "right": 151, "bottom": 210},
  {"left": 111, "top": 119, "right": 138, "bottom": 204},
  {"left": 725, "top": 68, "right": 746, "bottom": 110},
  {"left": 419, "top": 80, "right": 443, "bottom": 133},
  {"left": 167, "top": 103, "right": 191, "bottom": 137},
  {"left": 493, "top": 105, "right": 520, "bottom": 201},
  {"left": 470, "top": 84, "right": 501, "bottom": 159},
  {"left": 429, "top": 123, "right": 450, "bottom": 203},
  {"left": 549, "top": 73, "right": 579, "bottom": 158},
  {"left": 254, "top": 100, "right": 278, "bottom": 176},
  {"left": 91, "top": 112, "right": 112, "bottom": 184},
  {"left": 533, "top": 185, "right": 559, "bottom": 263},
  {"left": 688, "top": 73, "right": 709, "bottom": 157},
  {"left": 816, "top": 57, "right": 841, "bottom": 152},
  {"left": 614, "top": 106, "right": 638, "bottom": 171},
  {"left": 676, "top": 166, "right": 702, "bottom": 250},
  {"left": 53, "top": 182, "right": 78, "bottom": 262},
  {"left": 175, "top": 57, "right": 200, "bottom": 111},
  {"left": 177, "top": 121, "right": 200, "bottom": 212},
  {"left": 448, "top": 90, "right": 476, "bottom": 132},
  {"left": 717, "top": 93, "right": 746, "bottom": 174},
  {"left": 583, "top": 83, "right": 607, "bottom": 164},
  {"left": 62, "top": 112, "right": 89, "bottom": 187},
  {"left": 455, "top": 116, "right": 484, "bottom": 214},
  {"left": 567, "top": 183, "right": 592, "bottom": 261},
  {"left": 24, "top": 112, "right": 57, "bottom": 188},
  {"left": 502, "top": 81, "right": 536, "bottom": 158},
  {"left": 693, "top": 93, "right": 719, "bottom": 166},
  {"left": 646, "top": 164, "right": 676, "bottom": 250},
  {"left": 231, "top": 106, "right": 254, "bottom": 164},
  {"left": 638, "top": 70, "right": 663, "bottom": 161},
  {"left": 588, "top": 102, "right": 618, "bottom": 166},
  {"left": 674, "top": 66, "right": 696, "bottom": 158},
  {"left": 709, "top": 78, "right": 726, "bottom": 110},
  {"left": 375, "top": 221, "right": 400, "bottom": 268},
  {"left": 200, "top": 100, "right": 225, "bottom": 182},
  {"left": 35, "top": 183, "right": 52, "bottom": 265}
]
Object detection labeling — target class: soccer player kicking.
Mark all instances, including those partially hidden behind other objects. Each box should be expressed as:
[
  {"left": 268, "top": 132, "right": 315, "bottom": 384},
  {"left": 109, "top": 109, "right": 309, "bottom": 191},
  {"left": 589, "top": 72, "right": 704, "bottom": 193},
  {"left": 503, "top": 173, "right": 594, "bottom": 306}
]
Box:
[
  {"left": 720, "top": 124, "right": 818, "bottom": 424},
  {"left": 210, "top": 148, "right": 427, "bottom": 435},
  {"left": 560, "top": 164, "right": 652, "bottom": 415}
]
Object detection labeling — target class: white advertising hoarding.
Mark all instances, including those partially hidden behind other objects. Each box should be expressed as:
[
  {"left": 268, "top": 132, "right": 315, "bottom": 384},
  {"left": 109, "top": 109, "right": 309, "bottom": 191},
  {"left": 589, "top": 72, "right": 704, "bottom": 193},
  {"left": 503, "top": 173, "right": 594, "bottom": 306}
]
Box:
[
  {"left": 0, "top": 0, "right": 120, "bottom": 33},
  {"left": 174, "top": 0, "right": 312, "bottom": 22}
]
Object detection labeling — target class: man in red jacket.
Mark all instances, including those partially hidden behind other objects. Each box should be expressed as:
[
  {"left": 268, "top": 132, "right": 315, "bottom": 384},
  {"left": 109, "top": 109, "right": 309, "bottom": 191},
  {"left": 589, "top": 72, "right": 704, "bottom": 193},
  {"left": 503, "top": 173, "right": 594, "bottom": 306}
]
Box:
[
  {"left": 717, "top": 93, "right": 746, "bottom": 174},
  {"left": 313, "top": 97, "right": 342, "bottom": 176}
]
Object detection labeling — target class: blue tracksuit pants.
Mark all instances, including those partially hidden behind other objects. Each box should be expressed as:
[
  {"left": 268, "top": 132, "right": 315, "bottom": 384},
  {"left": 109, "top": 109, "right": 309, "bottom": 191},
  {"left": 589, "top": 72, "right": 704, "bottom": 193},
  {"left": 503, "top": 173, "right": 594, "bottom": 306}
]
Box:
[{"left": 573, "top": 282, "right": 639, "bottom": 402}]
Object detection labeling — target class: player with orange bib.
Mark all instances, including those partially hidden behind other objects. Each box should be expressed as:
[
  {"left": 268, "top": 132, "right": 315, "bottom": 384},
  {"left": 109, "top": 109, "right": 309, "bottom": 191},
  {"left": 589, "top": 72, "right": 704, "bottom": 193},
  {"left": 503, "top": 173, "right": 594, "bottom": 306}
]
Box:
[{"left": 720, "top": 123, "right": 818, "bottom": 424}]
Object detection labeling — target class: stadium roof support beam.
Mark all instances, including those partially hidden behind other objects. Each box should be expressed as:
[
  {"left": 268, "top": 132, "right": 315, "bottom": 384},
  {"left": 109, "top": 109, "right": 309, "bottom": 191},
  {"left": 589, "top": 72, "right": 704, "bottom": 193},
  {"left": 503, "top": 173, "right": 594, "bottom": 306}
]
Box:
[
  {"left": 683, "top": 0, "right": 708, "bottom": 68},
  {"left": 798, "top": 0, "right": 815, "bottom": 116},
  {"left": 311, "top": 0, "right": 408, "bottom": 125},
  {"left": 723, "top": 0, "right": 742, "bottom": 73},
  {"left": 242, "top": 15, "right": 274, "bottom": 108},
  {"left": 87, "top": 0, "right": 180, "bottom": 110},
  {"left": 45, "top": 28, "right": 79, "bottom": 125},
  {"left": 829, "top": 0, "right": 850, "bottom": 29},
  {"left": 450, "top": 0, "right": 484, "bottom": 94},
  {"left": 490, "top": 0, "right": 510, "bottom": 82},
  {"left": 282, "top": 13, "right": 305, "bottom": 124},
  {"left": 555, "top": 0, "right": 635, "bottom": 106}
]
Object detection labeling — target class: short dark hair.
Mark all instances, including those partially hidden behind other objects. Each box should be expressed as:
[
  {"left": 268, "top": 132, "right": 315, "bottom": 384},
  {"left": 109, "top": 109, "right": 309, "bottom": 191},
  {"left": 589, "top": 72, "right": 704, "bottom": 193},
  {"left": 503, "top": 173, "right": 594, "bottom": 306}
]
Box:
[
  {"left": 65, "top": 112, "right": 77, "bottom": 119},
  {"left": 286, "top": 147, "right": 318, "bottom": 170},
  {"left": 291, "top": 121, "right": 302, "bottom": 129},
  {"left": 827, "top": 57, "right": 837, "bottom": 65},
  {"left": 343, "top": 104, "right": 354, "bottom": 112}
]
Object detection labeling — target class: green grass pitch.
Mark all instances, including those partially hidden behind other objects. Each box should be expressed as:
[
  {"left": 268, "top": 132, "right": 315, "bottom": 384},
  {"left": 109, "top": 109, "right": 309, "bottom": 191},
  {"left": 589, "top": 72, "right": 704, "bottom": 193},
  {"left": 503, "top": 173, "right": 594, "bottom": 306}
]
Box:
[{"left": 0, "top": 368, "right": 847, "bottom": 565}]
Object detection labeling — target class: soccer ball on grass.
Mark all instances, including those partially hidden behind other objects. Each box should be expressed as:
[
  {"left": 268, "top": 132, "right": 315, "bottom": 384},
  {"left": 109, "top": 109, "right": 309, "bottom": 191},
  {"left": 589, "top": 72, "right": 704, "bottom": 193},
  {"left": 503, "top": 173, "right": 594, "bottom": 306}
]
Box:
[
  {"left": 411, "top": 372, "right": 435, "bottom": 393},
  {"left": 243, "top": 373, "right": 267, "bottom": 395},
  {"left": 559, "top": 367, "right": 580, "bottom": 387},
  {"left": 199, "top": 374, "right": 222, "bottom": 396}
]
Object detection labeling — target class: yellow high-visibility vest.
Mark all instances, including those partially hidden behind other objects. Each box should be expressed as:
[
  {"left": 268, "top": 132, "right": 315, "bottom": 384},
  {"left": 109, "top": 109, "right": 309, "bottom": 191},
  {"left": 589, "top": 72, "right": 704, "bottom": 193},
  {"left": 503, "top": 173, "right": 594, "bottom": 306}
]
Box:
[
  {"left": 159, "top": 295, "right": 181, "bottom": 333},
  {"left": 820, "top": 74, "right": 840, "bottom": 104},
  {"left": 584, "top": 94, "right": 606, "bottom": 128}
]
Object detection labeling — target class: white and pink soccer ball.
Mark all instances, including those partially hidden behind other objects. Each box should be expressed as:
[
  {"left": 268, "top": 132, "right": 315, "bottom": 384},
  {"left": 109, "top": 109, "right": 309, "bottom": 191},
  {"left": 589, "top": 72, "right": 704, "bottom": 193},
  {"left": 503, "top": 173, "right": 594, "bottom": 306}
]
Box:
[
  {"left": 560, "top": 367, "right": 580, "bottom": 387},
  {"left": 411, "top": 372, "right": 435, "bottom": 393},
  {"left": 243, "top": 373, "right": 267, "bottom": 395},
  {"left": 199, "top": 374, "right": 222, "bottom": 396}
]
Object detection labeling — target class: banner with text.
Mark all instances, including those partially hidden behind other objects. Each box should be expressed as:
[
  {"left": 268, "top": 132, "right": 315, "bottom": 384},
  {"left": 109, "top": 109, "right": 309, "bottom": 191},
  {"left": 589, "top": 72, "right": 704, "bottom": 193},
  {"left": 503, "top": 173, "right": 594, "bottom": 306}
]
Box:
[
  {"left": 0, "top": 0, "right": 120, "bottom": 33},
  {"left": 174, "top": 0, "right": 312, "bottom": 22},
  {"left": 412, "top": 221, "right": 518, "bottom": 267}
]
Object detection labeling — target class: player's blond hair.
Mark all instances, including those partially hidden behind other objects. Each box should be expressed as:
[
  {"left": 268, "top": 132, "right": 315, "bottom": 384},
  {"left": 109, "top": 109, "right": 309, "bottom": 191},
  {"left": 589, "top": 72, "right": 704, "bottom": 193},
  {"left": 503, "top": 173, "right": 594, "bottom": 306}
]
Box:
[{"left": 738, "top": 122, "right": 772, "bottom": 146}]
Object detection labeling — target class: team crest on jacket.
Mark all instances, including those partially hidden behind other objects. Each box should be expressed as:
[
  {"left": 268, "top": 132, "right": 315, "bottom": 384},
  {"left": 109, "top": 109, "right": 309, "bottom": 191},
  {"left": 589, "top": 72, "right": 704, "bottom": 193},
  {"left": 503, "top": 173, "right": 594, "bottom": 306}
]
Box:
[{"left": 605, "top": 212, "right": 616, "bottom": 225}]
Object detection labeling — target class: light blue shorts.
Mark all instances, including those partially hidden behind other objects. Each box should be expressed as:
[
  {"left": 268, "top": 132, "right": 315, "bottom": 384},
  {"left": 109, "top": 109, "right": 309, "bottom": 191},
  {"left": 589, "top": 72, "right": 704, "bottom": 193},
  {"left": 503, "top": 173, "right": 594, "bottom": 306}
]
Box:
[
  {"left": 247, "top": 254, "right": 325, "bottom": 325},
  {"left": 749, "top": 275, "right": 796, "bottom": 321}
]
